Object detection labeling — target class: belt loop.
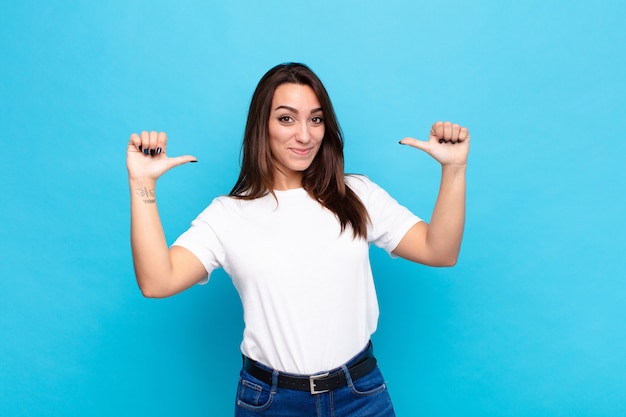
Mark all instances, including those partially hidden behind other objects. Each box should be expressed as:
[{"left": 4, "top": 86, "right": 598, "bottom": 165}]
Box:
[
  {"left": 270, "top": 368, "right": 279, "bottom": 394},
  {"left": 340, "top": 364, "right": 354, "bottom": 388}
]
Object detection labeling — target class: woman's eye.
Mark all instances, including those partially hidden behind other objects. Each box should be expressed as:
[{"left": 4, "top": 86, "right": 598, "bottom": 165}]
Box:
[
  {"left": 311, "top": 116, "right": 324, "bottom": 125},
  {"left": 278, "top": 116, "right": 293, "bottom": 123}
]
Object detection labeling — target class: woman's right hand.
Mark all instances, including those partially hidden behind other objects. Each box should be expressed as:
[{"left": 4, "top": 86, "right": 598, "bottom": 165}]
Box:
[{"left": 126, "top": 131, "right": 197, "bottom": 182}]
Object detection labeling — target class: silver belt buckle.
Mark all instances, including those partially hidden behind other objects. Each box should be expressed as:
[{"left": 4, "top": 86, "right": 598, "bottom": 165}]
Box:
[{"left": 309, "top": 372, "right": 330, "bottom": 394}]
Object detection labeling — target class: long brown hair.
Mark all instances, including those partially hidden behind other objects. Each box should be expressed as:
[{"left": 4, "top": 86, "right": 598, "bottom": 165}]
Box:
[{"left": 229, "top": 63, "right": 369, "bottom": 239}]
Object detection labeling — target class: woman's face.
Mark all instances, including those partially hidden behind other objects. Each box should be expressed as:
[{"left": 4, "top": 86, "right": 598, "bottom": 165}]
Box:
[{"left": 268, "top": 83, "right": 325, "bottom": 190}]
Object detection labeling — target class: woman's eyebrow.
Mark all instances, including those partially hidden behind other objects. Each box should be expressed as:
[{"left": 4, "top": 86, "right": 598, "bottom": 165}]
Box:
[{"left": 273, "top": 105, "right": 323, "bottom": 115}]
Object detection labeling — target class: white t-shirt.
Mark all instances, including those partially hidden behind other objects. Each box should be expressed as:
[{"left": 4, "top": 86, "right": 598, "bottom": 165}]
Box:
[{"left": 172, "top": 175, "right": 421, "bottom": 374}]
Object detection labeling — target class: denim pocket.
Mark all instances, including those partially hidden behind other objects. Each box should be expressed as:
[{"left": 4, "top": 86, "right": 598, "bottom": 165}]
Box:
[
  {"left": 349, "top": 366, "right": 388, "bottom": 397},
  {"left": 236, "top": 370, "right": 274, "bottom": 411}
]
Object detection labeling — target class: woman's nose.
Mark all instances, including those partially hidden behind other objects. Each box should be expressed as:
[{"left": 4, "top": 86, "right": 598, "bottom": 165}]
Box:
[{"left": 295, "top": 122, "right": 311, "bottom": 143}]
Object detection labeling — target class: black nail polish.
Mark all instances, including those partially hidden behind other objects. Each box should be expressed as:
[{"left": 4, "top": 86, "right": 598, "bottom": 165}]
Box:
[
  {"left": 156, "top": 147, "right": 162, "bottom": 155},
  {"left": 439, "top": 139, "right": 445, "bottom": 144},
  {"left": 143, "top": 148, "right": 149, "bottom": 155},
  {"left": 138, "top": 145, "right": 143, "bottom": 151},
  {"left": 150, "top": 149, "right": 155, "bottom": 156}
]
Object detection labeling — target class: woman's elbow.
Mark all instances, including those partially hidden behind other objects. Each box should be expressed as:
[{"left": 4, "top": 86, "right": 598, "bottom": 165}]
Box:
[
  {"left": 439, "top": 257, "right": 458, "bottom": 267},
  {"left": 136, "top": 277, "right": 173, "bottom": 299},
  {"left": 139, "top": 286, "right": 168, "bottom": 298},
  {"left": 138, "top": 285, "right": 166, "bottom": 298},
  {"left": 426, "top": 252, "right": 459, "bottom": 267}
]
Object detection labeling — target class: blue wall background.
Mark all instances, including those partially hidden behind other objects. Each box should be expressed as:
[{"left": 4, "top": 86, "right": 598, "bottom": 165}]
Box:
[{"left": 1, "top": 1, "right": 625, "bottom": 416}]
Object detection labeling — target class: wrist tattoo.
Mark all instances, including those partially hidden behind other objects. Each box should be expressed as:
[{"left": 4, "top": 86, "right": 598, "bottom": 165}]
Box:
[{"left": 135, "top": 187, "right": 156, "bottom": 204}]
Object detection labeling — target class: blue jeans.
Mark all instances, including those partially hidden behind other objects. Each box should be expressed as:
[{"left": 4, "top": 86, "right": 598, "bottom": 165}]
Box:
[{"left": 234, "top": 345, "right": 396, "bottom": 416}]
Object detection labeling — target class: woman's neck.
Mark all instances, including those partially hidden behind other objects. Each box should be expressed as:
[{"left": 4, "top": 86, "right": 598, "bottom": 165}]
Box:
[{"left": 272, "top": 170, "right": 303, "bottom": 191}]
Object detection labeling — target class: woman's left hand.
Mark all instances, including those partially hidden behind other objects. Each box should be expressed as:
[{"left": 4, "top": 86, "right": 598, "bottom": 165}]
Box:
[{"left": 399, "top": 121, "right": 470, "bottom": 166}]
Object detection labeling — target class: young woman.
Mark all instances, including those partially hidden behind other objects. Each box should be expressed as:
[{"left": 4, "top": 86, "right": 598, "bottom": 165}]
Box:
[{"left": 127, "top": 63, "right": 469, "bottom": 416}]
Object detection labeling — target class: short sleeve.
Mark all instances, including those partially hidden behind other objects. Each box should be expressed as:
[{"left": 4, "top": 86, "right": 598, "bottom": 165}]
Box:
[
  {"left": 347, "top": 175, "right": 422, "bottom": 256},
  {"left": 171, "top": 201, "right": 226, "bottom": 284}
]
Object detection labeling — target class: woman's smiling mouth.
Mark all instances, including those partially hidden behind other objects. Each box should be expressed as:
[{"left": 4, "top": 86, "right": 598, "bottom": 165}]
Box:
[{"left": 290, "top": 147, "right": 313, "bottom": 156}]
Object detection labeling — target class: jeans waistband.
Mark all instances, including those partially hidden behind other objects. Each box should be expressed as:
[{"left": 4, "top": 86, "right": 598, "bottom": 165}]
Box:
[{"left": 242, "top": 342, "right": 377, "bottom": 394}]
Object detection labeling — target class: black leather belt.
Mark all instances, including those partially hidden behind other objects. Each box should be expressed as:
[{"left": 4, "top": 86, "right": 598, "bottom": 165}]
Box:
[{"left": 243, "top": 343, "right": 377, "bottom": 394}]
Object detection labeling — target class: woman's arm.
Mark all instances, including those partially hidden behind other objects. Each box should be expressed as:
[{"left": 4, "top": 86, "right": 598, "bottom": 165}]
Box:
[
  {"left": 392, "top": 121, "right": 469, "bottom": 266},
  {"left": 127, "top": 131, "right": 206, "bottom": 298}
]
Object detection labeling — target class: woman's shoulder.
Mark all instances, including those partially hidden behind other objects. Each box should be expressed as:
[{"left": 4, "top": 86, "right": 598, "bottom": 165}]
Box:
[
  {"left": 345, "top": 173, "right": 369, "bottom": 187},
  {"left": 196, "top": 194, "right": 241, "bottom": 217},
  {"left": 345, "top": 174, "right": 382, "bottom": 194}
]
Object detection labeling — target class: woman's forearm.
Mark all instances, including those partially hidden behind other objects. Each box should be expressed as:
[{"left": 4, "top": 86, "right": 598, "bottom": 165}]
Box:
[
  {"left": 425, "top": 164, "right": 466, "bottom": 265},
  {"left": 129, "top": 178, "right": 174, "bottom": 297}
]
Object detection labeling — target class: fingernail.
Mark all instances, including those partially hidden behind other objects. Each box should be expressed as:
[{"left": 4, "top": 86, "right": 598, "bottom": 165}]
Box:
[
  {"left": 143, "top": 148, "right": 149, "bottom": 155},
  {"left": 150, "top": 149, "right": 155, "bottom": 156},
  {"left": 191, "top": 160, "right": 198, "bottom": 163},
  {"left": 439, "top": 139, "right": 445, "bottom": 143},
  {"left": 138, "top": 145, "right": 143, "bottom": 151},
  {"left": 156, "top": 147, "right": 162, "bottom": 155}
]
